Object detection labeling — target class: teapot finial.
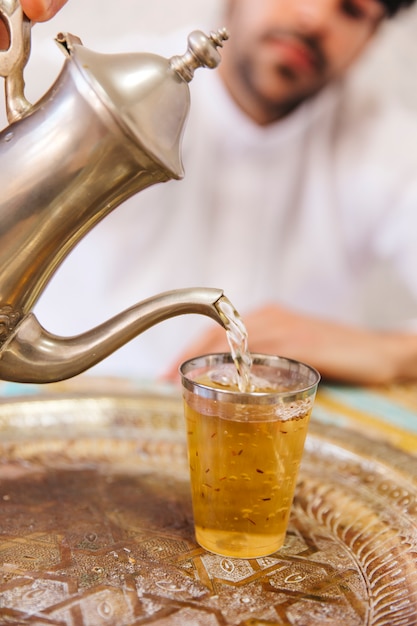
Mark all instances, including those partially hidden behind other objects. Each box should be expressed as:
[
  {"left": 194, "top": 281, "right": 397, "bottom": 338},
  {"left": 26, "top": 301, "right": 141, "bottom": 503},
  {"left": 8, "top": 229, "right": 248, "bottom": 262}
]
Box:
[{"left": 170, "top": 28, "right": 229, "bottom": 83}]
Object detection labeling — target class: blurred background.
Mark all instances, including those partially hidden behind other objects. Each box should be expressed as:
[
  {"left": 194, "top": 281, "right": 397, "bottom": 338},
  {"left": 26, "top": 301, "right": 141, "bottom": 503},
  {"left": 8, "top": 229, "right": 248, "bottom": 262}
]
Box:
[
  {"left": 16, "top": 0, "right": 417, "bottom": 111},
  {"left": 24, "top": 0, "right": 417, "bottom": 325},
  {"left": 4, "top": 0, "right": 417, "bottom": 328},
  {"left": 23, "top": 0, "right": 417, "bottom": 108}
]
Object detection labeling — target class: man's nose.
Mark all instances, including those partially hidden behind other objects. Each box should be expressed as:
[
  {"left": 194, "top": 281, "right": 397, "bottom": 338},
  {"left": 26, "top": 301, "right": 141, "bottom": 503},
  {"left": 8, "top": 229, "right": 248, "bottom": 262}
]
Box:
[{"left": 294, "top": 0, "right": 336, "bottom": 34}]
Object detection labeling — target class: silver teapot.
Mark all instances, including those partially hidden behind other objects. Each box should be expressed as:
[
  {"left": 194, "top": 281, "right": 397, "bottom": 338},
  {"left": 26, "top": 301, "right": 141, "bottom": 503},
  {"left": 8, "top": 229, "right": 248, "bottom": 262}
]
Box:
[{"left": 0, "top": 1, "right": 231, "bottom": 383}]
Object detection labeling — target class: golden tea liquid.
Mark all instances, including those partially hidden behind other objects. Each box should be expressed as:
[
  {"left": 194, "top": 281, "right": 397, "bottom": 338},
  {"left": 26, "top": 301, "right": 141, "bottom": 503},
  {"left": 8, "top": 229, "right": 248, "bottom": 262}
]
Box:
[{"left": 183, "top": 373, "right": 313, "bottom": 558}]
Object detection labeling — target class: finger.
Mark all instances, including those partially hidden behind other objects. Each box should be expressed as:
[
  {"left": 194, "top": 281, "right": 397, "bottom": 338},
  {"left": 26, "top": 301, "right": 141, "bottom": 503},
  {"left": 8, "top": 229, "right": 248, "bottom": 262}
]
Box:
[{"left": 21, "top": 0, "right": 68, "bottom": 22}]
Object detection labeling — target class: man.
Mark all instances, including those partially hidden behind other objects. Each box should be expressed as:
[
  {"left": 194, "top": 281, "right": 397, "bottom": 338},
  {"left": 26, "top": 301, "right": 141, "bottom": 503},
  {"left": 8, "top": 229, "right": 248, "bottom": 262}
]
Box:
[
  {"left": 164, "top": 0, "right": 417, "bottom": 385},
  {"left": 18, "top": 0, "right": 417, "bottom": 384}
]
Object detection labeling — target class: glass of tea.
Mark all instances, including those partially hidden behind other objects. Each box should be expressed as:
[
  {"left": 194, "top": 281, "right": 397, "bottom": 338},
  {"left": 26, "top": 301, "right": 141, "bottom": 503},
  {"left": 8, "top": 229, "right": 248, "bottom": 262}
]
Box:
[{"left": 180, "top": 353, "right": 320, "bottom": 559}]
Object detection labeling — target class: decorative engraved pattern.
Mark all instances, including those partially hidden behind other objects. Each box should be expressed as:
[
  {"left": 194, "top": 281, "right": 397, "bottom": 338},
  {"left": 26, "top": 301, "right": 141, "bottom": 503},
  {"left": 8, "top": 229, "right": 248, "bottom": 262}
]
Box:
[
  {"left": 0, "top": 391, "right": 417, "bottom": 625},
  {"left": 0, "top": 305, "right": 22, "bottom": 346}
]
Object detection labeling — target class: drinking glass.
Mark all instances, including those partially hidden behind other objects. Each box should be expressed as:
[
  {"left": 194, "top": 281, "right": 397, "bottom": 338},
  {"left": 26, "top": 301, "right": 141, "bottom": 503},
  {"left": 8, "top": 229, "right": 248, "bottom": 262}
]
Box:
[{"left": 180, "top": 353, "right": 320, "bottom": 558}]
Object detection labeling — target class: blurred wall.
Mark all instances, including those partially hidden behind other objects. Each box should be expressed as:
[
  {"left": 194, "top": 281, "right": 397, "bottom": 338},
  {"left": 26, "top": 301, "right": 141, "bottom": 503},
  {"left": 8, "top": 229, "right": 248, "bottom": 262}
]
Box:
[
  {"left": 42, "top": 0, "right": 221, "bottom": 39},
  {"left": 352, "top": 6, "right": 417, "bottom": 110}
]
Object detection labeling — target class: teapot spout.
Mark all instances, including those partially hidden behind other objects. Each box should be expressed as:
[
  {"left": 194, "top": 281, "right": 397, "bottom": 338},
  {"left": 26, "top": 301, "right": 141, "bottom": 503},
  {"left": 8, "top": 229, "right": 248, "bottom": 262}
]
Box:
[{"left": 0, "top": 288, "right": 229, "bottom": 383}]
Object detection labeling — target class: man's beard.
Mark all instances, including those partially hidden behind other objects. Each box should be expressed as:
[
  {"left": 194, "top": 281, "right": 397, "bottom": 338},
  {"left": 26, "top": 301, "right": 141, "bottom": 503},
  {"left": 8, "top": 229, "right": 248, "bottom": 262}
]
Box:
[
  {"left": 236, "top": 58, "right": 328, "bottom": 121},
  {"left": 235, "top": 30, "right": 329, "bottom": 121}
]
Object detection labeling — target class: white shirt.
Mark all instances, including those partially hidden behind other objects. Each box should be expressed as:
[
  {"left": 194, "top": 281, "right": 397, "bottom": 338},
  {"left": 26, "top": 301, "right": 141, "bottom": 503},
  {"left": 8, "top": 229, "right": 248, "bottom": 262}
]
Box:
[{"left": 32, "top": 58, "right": 417, "bottom": 381}]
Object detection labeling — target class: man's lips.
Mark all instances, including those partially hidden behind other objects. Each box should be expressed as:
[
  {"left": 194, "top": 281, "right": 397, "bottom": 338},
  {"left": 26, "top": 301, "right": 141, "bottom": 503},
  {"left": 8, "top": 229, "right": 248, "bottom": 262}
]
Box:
[{"left": 262, "top": 33, "right": 324, "bottom": 74}]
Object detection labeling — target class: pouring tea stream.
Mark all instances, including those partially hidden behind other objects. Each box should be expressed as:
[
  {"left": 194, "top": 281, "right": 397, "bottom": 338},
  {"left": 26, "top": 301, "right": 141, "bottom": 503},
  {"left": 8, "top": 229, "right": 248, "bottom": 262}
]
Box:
[{"left": 0, "top": 0, "right": 241, "bottom": 383}]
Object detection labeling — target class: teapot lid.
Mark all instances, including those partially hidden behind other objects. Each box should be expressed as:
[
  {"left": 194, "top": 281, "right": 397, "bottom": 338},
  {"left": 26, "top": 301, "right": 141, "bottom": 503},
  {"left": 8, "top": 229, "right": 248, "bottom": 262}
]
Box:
[{"left": 57, "top": 30, "right": 228, "bottom": 179}]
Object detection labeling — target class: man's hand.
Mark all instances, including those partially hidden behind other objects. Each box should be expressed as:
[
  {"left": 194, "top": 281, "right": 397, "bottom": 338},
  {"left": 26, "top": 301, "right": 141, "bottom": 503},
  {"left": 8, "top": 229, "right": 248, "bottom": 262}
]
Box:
[{"left": 163, "top": 304, "right": 417, "bottom": 386}]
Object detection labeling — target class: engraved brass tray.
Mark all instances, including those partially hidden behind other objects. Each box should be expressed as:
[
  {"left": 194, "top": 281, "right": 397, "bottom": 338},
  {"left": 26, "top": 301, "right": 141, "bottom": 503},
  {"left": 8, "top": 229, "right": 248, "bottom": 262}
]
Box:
[{"left": 1, "top": 387, "right": 417, "bottom": 625}]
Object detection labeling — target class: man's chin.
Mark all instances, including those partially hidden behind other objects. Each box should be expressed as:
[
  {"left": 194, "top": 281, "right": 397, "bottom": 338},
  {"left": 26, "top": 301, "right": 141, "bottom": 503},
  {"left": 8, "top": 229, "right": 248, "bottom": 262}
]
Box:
[
  {"left": 274, "top": 66, "right": 329, "bottom": 100},
  {"left": 258, "top": 84, "right": 326, "bottom": 121},
  {"left": 235, "top": 58, "right": 326, "bottom": 122}
]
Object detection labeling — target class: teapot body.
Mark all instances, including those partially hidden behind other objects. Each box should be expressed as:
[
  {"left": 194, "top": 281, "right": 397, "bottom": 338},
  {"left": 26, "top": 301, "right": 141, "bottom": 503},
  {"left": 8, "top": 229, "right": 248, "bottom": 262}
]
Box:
[{"left": 0, "top": 57, "right": 178, "bottom": 321}]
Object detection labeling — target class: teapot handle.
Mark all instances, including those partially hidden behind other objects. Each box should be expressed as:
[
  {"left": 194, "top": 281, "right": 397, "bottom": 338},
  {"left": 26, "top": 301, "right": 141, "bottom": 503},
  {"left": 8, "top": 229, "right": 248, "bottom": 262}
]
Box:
[{"left": 0, "top": 0, "right": 32, "bottom": 123}]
